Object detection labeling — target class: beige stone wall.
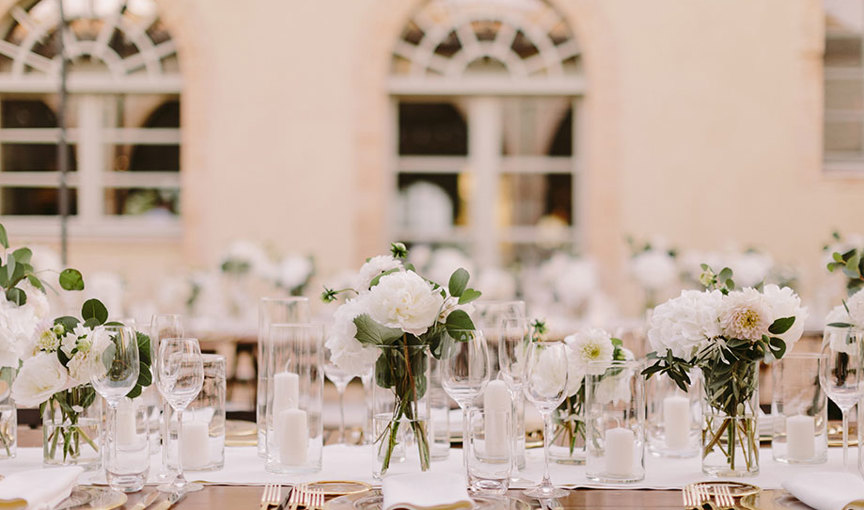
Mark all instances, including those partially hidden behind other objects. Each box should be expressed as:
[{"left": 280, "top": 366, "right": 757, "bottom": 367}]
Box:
[{"left": 8, "top": 0, "right": 864, "bottom": 313}]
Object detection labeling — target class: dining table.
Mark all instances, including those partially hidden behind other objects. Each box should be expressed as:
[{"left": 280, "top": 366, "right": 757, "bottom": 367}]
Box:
[{"left": 14, "top": 425, "right": 804, "bottom": 509}]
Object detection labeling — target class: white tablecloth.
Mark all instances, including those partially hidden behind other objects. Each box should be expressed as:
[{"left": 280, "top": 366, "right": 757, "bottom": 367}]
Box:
[{"left": 0, "top": 445, "right": 854, "bottom": 490}]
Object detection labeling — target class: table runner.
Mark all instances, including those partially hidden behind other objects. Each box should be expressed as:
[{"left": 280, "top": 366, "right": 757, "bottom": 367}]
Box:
[{"left": 0, "top": 445, "right": 852, "bottom": 490}]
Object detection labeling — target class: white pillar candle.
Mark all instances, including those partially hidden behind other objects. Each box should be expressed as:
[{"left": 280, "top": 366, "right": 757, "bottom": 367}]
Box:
[
  {"left": 786, "top": 414, "right": 816, "bottom": 461},
  {"left": 604, "top": 427, "right": 635, "bottom": 477},
  {"left": 663, "top": 395, "right": 691, "bottom": 449},
  {"left": 483, "top": 380, "right": 511, "bottom": 458},
  {"left": 181, "top": 421, "right": 210, "bottom": 470},
  {"left": 277, "top": 408, "right": 308, "bottom": 466},
  {"left": 115, "top": 400, "right": 137, "bottom": 447},
  {"left": 273, "top": 372, "right": 299, "bottom": 412}
]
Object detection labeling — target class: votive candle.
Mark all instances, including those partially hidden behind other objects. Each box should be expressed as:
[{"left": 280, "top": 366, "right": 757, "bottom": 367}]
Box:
[
  {"left": 604, "top": 427, "right": 635, "bottom": 477},
  {"left": 786, "top": 414, "right": 815, "bottom": 461}
]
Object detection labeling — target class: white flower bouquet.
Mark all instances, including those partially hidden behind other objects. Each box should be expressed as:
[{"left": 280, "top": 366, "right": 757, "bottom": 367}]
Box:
[
  {"left": 643, "top": 265, "right": 806, "bottom": 475},
  {"left": 322, "top": 243, "right": 481, "bottom": 474}
]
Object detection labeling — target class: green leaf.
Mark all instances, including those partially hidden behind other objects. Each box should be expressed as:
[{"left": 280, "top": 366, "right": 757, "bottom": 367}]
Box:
[
  {"left": 457, "top": 288, "right": 481, "bottom": 305},
  {"left": 81, "top": 299, "right": 108, "bottom": 325},
  {"left": 368, "top": 268, "right": 400, "bottom": 289},
  {"left": 353, "top": 314, "right": 403, "bottom": 346},
  {"left": 445, "top": 309, "right": 475, "bottom": 341},
  {"left": 4, "top": 287, "right": 24, "bottom": 305},
  {"left": 718, "top": 267, "right": 732, "bottom": 282},
  {"left": 6, "top": 254, "right": 15, "bottom": 284},
  {"left": 0, "top": 225, "right": 8, "bottom": 249},
  {"left": 843, "top": 251, "right": 862, "bottom": 279},
  {"left": 768, "top": 316, "right": 795, "bottom": 335},
  {"left": 11, "top": 247, "right": 31, "bottom": 266},
  {"left": 125, "top": 386, "right": 142, "bottom": 399},
  {"left": 834, "top": 252, "right": 846, "bottom": 263},
  {"left": 59, "top": 269, "right": 84, "bottom": 291},
  {"left": 136, "top": 363, "right": 152, "bottom": 387},
  {"left": 828, "top": 322, "right": 853, "bottom": 328},
  {"left": 611, "top": 337, "right": 624, "bottom": 348},
  {"left": 768, "top": 337, "right": 787, "bottom": 359},
  {"left": 83, "top": 318, "right": 101, "bottom": 329},
  {"left": 26, "top": 275, "right": 44, "bottom": 292},
  {"left": 448, "top": 268, "right": 469, "bottom": 298},
  {"left": 725, "top": 278, "right": 735, "bottom": 290},
  {"left": 54, "top": 316, "right": 79, "bottom": 333},
  {"left": 137, "top": 332, "right": 152, "bottom": 365}
]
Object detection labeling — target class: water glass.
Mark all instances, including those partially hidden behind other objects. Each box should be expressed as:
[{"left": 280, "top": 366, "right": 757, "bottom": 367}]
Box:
[
  {"left": 265, "top": 323, "right": 324, "bottom": 474},
  {"left": 819, "top": 326, "right": 864, "bottom": 466},
  {"left": 466, "top": 408, "right": 511, "bottom": 494},
  {"left": 429, "top": 358, "right": 450, "bottom": 461},
  {"left": 165, "top": 354, "right": 226, "bottom": 471},
  {"left": 0, "top": 367, "right": 16, "bottom": 459},
  {"left": 150, "top": 314, "right": 183, "bottom": 472},
  {"left": 647, "top": 370, "right": 699, "bottom": 458},
  {"left": 585, "top": 360, "right": 646, "bottom": 483},
  {"left": 104, "top": 397, "right": 150, "bottom": 492},
  {"left": 258, "top": 297, "right": 310, "bottom": 457},
  {"left": 771, "top": 353, "right": 827, "bottom": 464}
]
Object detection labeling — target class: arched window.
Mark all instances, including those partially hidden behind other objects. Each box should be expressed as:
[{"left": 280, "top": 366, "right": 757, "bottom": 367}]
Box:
[
  {"left": 390, "top": 0, "right": 584, "bottom": 267},
  {"left": 0, "top": 0, "right": 181, "bottom": 235}
]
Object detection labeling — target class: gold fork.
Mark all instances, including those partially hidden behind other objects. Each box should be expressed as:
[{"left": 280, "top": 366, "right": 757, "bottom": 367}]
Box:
[
  {"left": 304, "top": 488, "right": 325, "bottom": 510},
  {"left": 714, "top": 484, "right": 734, "bottom": 509},
  {"left": 287, "top": 486, "right": 302, "bottom": 510},
  {"left": 259, "top": 484, "right": 282, "bottom": 510}
]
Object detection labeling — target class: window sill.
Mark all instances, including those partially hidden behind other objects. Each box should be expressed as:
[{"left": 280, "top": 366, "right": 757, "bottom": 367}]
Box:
[{"left": 0, "top": 216, "right": 183, "bottom": 242}]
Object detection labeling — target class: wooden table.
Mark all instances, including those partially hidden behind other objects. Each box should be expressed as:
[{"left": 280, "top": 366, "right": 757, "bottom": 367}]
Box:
[{"left": 18, "top": 427, "right": 793, "bottom": 509}]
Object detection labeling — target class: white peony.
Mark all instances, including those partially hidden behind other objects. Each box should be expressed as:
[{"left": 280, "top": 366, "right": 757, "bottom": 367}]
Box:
[
  {"left": 66, "top": 327, "right": 110, "bottom": 384},
  {"left": 647, "top": 289, "right": 723, "bottom": 359},
  {"left": 592, "top": 369, "right": 632, "bottom": 405},
  {"left": 631, "top": 249, "right": 678, "bottom": 291},
  {"left": 354, "top": 255, "right": 403, "bottom": 291},
  {"left": 11, "top": 352, "right": 69, "bottom": 407},
  {"left": 367, "top": 271, "right": 444, "bottom": 336},
  {"left": 529, "top": 344, "right": 569, "bottom": 399},
  {"left": 0, "top": 282, "right": 51, "bottom": 368},
  {"left": 222, "top": 240, "right": 271, "bottom": 277},
  {"left": 762, "top": 284, "right": 807, "bottom": 350},
  {"left": 846, "top": 290, "right": 864, "bottom": 328},
  {"left": 719, "top": 288, "right": 771, "bottom": 341},
  {"left": 564, "top": 328, "right": 614, "bottom": 375},
  {"left": 475, "top": 268, "right": 516, "bottom": 301},
  {"left": 554, "top": 258, "right": 598, "bottom": 309},
  {"left": 727, "top": 252, "right": 773, "bottom": 288},
  {"left": 426, "top": 248, "right": 473, "bottom": 288},
  {"left": 326, "top": 297, "right": 381, "bottom": 377}
]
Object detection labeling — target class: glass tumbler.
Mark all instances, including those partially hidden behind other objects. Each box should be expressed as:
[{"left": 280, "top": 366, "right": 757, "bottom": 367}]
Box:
[
  {"left": 585, "top": 360, "right": 646, "bottom": 483},
  {"left": 647, "top": 370, "right": 700, "bottom": 458},
  {"left": 466, "top": 408, "right": 512, "bottom": 494},
  {"left": 105, "top": 397, "right": 150, "bottom": 492},
  {"left": 772, "top": 353, "right": 828, "bottom": 464}
]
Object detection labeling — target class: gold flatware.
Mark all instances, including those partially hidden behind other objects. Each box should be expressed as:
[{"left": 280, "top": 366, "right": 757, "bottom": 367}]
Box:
[
  {"left": 302, "top": 481, "right": 371, "bottom": 497},
  {"left": 287, "top": 486, "right": 302, "bottom": 510},
  {"left": 150, "top": 491, "right": 185, "bottom": 510},
  {"left": 260, "top": 483, "right": 282, "bottom": 510},
  {"left": 129, "top": 489, "right": 160, "bottom": 510},
  {"left": 715, "top": 484, "right": 734, "bottom": 509},
  {"left": 305, "top": 488, "right": 325, "bottom": 510}
]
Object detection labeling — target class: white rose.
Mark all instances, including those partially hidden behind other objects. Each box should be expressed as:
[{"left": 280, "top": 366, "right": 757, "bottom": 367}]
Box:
[
  {"left": 354, "top": 255, "right": 403, "bottom": 291},
  {"left": 325, "top": 297, "right": 381, "bottom": 377},
  {"left": 562, "top": 344, "right": 585, "bottom": 397},
  {"left": 762, "top": 284, "right": 807, "bottom": 350},
  {"left": 67, "top": 327, "right": 111, "bottom": 384},
  {"left": 718, "top": 288, "right": 771, "bottom": 341},
  {"left": 367, "top": 271, "right": 444, "bottom": 336},
  {"left": 647, "top": 289, "right": 722, "bottom": 359},
  {"left": 11, "top": 353, "right": 69, "bottom": 407}
]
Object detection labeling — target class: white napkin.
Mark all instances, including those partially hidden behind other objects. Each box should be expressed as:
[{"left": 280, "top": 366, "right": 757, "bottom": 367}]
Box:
[
  {"left": 0, "top": 466, "right": 82, "bottom": 509},
  {"left": 382, "top": 473, "right": 472, "bottom": 510},
  {"left": 782, "top": 472, "right": 864, "bottom": 510}
]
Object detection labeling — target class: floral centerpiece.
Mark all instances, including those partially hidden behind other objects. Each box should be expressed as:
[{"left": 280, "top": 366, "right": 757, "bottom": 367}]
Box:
[
  {"left": 825, "top": 232, "right": 864, "bottom": 297},
  {"left": 544, "top": 326, "right": 631, "bottom": 464},
  {"left": 643, "top": 265, "right": 806, "bottom": 476},
  {"left": 12, "top": 297, "right": 153, "bottom": 468},
  {"left": 627, "top": 238, "right": 679, "bottom": 310},
  {"left": 322, "top": 243, "right": 481, "bottom": 475}
]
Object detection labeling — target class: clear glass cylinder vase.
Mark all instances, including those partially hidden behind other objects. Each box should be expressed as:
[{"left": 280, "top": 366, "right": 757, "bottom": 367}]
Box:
[
  {"left": 549, "top": 382, "right": 586, "bottom": 465},
  {"left": 257, "top": 297, "right": 310, "bottom": 457},
  {"left": 42, "top": 386, "right": 103, "bottom": 470},
  {"left": 371, "top": 344, "right": 431, "bottom": 479},
  {"left": 701, "top": 362, "right": 759, "bottom": 477},
  {"left": 264, "top": 323, "right": 323, "bottom": 474},
  {"left": 585, "top": 360, "right": 646, "bottom": 483},
  {"left": 647, "top": 370, "right": 700, "bottom": 458},
  {"left": 0, "top": 367, "right": 16, "bottom": 459},
  {"left": 772, "top": 353, "right": 827, "bottom": 464}
]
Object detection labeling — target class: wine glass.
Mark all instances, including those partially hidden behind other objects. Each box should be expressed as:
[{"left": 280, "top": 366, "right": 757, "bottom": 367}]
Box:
[
  {"left": 150, "top": 314, "right": 184, "bottom": 479},
  {"left": 441, "top": 330, "right": 491, "bottom": 476},
  {"left": 156, "top": 337, "right": 205, "bottom": 494},
  {"left": 90, "top": 325, "right": 141, "bottom": 491},
  {"left": 323, "top": 345, "right": 354, "bottom": 444},
  {"left": 819, "top": 327, "right": 864, "bottom": 467},
  {"left": 523, "top": 341, "right": 569, "bottom": 499},
  {"left": 499, "top": 314, "right": 529, "bottom": 480}
]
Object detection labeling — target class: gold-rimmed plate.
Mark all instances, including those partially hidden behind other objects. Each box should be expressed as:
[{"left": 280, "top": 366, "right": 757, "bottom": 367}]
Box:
[
  {"left": 684, "top": 481, "right": 761, "bottom": 499},
  {"left": 326, "top": 490, "right": 530, "bottom": 510},
  {"left": 304, "top": 480, "right": 372, "bottom": 497},
  {"left": 225, "top": 419, "right": 258, "bottom": 446}
]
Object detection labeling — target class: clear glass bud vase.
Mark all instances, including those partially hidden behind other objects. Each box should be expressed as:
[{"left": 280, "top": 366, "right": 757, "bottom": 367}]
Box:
[
  {"left": 701, "top": 362, "right": 759, "bottom": 477},
  {"left": 42, "top": 386, "right": 102, "bottom": 471}
]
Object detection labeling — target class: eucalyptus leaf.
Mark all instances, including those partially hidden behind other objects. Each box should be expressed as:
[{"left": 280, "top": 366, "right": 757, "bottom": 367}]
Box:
[
  {"left": 448, "top": 268, "right": 469, "bottom": 298},
  {"left": 59, "top": 269, "right": 84, "bottom": 291},
  {"left": 81, "top": 299, "right": 108, "bottom": 325},
  {"left": 353, "top": 314, "right": 403, "bottom": 346},
  {"left": 4, "top": 287, "right": 24, "bottom": 306},
  {"left": 0, "top": 225, "right": 7, "bottom": 249},
  {"left": 768, "top": 316, "right": 795, "bottom": 335},
  {"left": 828, "top": 322, "right": 853, "bottom": 328},
  {"left": 444, "top": 309, "right": 475, "bottom": 341},
  {"left": 458, "top": 288, "right": 481, "bottom": 305}
]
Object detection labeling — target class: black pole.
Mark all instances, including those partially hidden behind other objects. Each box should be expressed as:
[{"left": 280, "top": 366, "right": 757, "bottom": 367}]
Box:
[{"left": 57, "top": 0, "right": 69, "bottom": 265}]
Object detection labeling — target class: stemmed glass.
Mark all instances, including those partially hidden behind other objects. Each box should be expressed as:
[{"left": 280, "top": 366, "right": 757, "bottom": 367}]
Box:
[
  {"left": 500, "top": 314, "right": 529, "bottom": 479},
  {"left": 441, "top": 330, "right": 491, "bottom": 477},
  {"left": 156, "top": 338, "right": 205, "bottom": 494},
  {"left": 523, "top": 341, "right": 569, "bottom": 499},
  {"left": 90, "top": 325, "right": 140, "bottom": 491},
  {"left": 323, "top": 346, "right": 354, "bottom": 444},
  {"left": 150, "top": 314, "right": 184, "bottom": 479},
  {"left": 819, "top": 327, "right": 864, "bottom": 467}
]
